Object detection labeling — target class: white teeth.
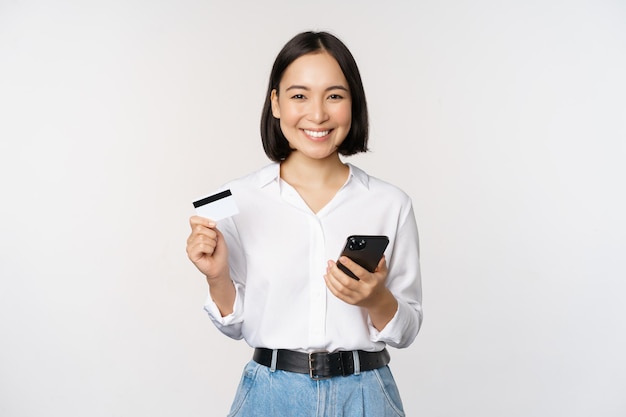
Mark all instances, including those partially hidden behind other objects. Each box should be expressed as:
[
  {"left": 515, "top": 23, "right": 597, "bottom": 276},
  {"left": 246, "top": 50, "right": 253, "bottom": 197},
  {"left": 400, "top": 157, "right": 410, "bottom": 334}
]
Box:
[{"left": 304, "top": 129, "right": 330, "bottom": 138}]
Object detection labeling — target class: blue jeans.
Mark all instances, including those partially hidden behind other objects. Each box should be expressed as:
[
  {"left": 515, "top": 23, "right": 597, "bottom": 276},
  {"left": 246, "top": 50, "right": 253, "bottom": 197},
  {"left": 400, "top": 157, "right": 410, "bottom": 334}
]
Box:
[{"left": 227, "top": 360, "right": 406, "bottom": 417}]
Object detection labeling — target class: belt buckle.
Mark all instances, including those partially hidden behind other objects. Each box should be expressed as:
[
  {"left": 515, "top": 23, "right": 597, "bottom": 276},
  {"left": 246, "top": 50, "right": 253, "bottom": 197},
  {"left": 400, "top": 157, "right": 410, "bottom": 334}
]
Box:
[{"left": 308, "top": 350, "right": 330, "bottom": 380}]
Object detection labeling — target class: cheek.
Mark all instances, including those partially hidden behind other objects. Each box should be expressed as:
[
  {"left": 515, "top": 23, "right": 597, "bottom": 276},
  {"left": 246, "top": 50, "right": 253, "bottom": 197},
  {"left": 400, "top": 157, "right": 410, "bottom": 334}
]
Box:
[
  {"left": 277, "top": 103, "right": 300, "bottom": 126},
  {"left": 336, "top": 104, "right": 352, "bottom": 128}
]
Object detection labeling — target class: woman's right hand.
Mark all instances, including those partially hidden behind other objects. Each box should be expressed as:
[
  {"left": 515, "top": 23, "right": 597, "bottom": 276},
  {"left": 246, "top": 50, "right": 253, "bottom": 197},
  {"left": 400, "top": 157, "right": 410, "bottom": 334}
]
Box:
[{"left": 186, "top": 216, "right": 230, "bottom": 282}]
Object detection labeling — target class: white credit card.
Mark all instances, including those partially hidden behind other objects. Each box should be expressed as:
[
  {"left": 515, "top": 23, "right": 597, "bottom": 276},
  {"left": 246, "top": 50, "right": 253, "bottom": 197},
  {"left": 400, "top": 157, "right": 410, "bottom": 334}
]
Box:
[{"left": 193, "top": 189, "right": 239, "bottom": 221}]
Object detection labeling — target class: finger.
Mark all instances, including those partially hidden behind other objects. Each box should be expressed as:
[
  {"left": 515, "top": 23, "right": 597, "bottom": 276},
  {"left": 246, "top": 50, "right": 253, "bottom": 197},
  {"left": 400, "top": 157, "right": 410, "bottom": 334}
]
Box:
[
  {"left": 338, "top": 256, "right": 369, "bottom": 281},
  {"left": 324, "top": 270, "right": 339, "bottom": 293},
  {"left": 187, "top": 226, "right": 217, "bottom": 247},
  {"left": 189, "top": 215, "right": 217, "bottom": 228},
  {"left": 327, "top": 260, "right": 352, "bottom": 285},
  {"left": 374, "top": 256, "right": 387, "bottom": 273},
  {"left": 324, "top": 270, "right": 357, "bottom": 303},
  {"left": 188, "top": 215, "right": 219, "bottom": 240},
  {"left": 187, "top": 225, "right": 218, "bottom": 254},
  {"left": 328, "top": 261, "right": 364, "bottom": 297},
  {"left": 187, "top": 239, "right": 217, "bottom": 260}
]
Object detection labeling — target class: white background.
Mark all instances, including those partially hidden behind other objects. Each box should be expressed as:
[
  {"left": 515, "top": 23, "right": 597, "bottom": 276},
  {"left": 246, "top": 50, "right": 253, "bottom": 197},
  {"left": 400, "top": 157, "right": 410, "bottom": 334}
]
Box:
[{"left": 1, "top": 1, "right": 625, "bottom": 416}]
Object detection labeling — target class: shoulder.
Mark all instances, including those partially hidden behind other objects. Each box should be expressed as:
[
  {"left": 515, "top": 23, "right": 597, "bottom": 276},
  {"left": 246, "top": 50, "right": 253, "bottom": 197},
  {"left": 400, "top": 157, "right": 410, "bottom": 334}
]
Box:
[
  {"left": 222, "top": 163, "right": 280, "bottom": 190},
  {"left": 348, "top": 163, "right": 412, "bottom": 206}
]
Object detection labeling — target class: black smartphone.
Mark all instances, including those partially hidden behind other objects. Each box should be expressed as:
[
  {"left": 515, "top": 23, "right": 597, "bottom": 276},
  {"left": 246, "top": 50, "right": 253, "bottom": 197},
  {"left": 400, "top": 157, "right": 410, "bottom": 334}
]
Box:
[{"left": 337, "top": 235, "right": 389, "bottom": 280}]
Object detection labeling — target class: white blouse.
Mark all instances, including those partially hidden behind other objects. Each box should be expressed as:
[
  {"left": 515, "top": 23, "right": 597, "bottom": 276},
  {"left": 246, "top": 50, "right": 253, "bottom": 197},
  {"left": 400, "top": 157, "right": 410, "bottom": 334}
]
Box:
[{"left": 204, "top": 163, "right": 422, "bottom": 353}]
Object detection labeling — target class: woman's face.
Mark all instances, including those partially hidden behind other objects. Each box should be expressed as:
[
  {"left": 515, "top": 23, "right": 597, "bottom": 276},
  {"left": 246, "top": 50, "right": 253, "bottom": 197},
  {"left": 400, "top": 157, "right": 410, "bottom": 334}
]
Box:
[{"left": 271, "top": 52, "right": 352, "bottom": 162}]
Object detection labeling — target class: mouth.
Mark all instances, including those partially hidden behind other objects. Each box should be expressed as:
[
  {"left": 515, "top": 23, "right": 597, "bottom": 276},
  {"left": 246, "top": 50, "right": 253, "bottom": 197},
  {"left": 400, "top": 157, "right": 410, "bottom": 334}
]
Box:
[{"left": 303, "top": 129, "right": 331, "bottom": 139}]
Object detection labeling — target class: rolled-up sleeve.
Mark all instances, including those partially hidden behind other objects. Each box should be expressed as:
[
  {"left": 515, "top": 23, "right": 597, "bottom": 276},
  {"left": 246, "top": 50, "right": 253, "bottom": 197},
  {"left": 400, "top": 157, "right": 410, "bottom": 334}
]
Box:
[
  {"left": 369, "top": 203, "right": 423, "bottom": 348},
  {"left": 203, "top": 281, "right": 245, "bottom": 340},
  {"left": 202, "top": 215, "right": 247, "bottom": 340}
]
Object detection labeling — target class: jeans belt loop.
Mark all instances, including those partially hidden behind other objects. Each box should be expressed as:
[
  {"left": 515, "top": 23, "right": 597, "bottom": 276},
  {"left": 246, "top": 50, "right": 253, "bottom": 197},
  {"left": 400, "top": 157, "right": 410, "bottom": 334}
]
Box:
[
  {"left": 352, "top": 350, "right": 361, "bottom": 375},
  {"left": 270, "top": 349, "right": 278, "bottom": 372}
]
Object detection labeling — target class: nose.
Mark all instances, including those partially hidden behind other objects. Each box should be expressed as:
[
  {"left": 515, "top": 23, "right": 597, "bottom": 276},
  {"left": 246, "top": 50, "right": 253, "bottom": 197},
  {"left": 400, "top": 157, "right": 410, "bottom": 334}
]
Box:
[{"left": 308, "top": 98, "right": 329, "bottom": 124}]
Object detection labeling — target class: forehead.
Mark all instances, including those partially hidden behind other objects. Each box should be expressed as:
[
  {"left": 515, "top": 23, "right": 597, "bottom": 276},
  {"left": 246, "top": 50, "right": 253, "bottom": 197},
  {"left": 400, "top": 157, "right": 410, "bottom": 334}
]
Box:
[{"left": 279, "top": 52, "right": 348, "bottom": 89}]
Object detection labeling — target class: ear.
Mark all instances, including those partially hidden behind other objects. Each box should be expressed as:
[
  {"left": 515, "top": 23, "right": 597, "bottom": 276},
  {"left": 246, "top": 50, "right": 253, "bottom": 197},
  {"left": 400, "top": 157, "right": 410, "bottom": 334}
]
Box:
[{"left": 270, "top": 89, "right": 280, "bottom": 119}]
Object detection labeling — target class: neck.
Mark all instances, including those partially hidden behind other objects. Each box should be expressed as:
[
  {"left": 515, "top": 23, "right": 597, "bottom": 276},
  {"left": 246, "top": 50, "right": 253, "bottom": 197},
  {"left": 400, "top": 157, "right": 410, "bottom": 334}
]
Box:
[{"left": 280, "top": 152, "right": 348, "bottom": 187}]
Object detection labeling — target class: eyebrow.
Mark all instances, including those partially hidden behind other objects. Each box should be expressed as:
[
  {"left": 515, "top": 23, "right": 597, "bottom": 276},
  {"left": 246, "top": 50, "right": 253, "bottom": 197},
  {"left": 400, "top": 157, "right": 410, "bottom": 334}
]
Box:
[{"left": 285, "top": 85, "right": 349, "bottom": 92}]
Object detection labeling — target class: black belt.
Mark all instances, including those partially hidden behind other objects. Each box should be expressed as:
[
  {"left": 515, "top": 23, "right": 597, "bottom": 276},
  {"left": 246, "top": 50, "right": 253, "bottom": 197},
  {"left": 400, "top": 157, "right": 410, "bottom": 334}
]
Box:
[{"left": 253, "top": 348, "right": 390, "bottom": 380}]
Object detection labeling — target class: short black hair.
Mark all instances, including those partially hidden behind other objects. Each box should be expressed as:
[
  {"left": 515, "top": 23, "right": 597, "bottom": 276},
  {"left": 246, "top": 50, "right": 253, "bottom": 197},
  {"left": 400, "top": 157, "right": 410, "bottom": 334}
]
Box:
[{"left": 260, "top": 31, "right": 369, "bottom": 162}]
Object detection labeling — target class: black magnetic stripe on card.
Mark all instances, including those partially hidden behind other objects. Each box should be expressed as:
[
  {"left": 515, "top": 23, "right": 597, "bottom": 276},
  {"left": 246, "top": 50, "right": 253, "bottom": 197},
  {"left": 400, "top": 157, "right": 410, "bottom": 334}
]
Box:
[{"left": 193, "top": 189, "right": 232, "bottom": 208}]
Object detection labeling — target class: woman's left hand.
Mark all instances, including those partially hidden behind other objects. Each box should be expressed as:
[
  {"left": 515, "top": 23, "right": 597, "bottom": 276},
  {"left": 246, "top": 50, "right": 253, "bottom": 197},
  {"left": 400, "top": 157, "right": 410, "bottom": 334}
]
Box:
[{"left": 324, "top": 256, "right": 398, "bottom": 330}]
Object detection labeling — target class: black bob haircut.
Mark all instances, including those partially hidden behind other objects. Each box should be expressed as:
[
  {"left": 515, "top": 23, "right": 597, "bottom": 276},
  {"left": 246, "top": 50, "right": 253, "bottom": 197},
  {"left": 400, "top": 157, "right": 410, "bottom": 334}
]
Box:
[{"left": 260, "top": 31, "right": 369, "bottom": 162}]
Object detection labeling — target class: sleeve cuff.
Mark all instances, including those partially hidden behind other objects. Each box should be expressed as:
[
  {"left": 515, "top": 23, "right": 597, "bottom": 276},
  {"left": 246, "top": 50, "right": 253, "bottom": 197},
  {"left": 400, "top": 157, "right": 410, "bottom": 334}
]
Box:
[
  {"left": 369, "top": 300, "right": 420, "bottom": 348},
  {"left": 203, "top": 281, "right": 244, "bottom": 327}
]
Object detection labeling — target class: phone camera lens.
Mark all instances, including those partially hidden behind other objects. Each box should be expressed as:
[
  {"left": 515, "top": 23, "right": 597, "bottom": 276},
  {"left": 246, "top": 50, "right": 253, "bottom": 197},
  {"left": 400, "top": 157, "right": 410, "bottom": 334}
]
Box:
[{"left": 348, "top": 237, "right": 366, "bottom": 251}]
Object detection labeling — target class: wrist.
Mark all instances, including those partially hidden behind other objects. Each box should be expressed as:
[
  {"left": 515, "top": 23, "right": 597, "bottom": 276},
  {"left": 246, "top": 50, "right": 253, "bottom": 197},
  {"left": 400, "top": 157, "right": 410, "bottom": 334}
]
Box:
[
  {"left": 368, "top": 290, "right": 397, "bottom": 314},
  {"left": 205, "top": 273, "right": 231, "bottom": 287},
  {"left": 206, "top": 274, "right": 236, "bottom": 317},
  {"left": 366, "top": 290, "right": 398, "bottom": 331}
]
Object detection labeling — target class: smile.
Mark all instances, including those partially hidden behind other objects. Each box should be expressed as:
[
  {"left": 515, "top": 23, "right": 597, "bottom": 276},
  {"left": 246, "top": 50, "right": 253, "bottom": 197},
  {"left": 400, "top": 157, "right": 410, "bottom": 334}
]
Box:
[{"left": 303, "top": 129, "right": 331, "bottom": 138}]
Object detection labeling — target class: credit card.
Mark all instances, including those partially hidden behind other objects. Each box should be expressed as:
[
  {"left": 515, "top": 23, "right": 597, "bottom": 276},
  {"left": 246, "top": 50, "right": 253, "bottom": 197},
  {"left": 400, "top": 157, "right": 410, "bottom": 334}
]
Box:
[{"left": 193, "top": 189, "right": 239, "bottom": 221}]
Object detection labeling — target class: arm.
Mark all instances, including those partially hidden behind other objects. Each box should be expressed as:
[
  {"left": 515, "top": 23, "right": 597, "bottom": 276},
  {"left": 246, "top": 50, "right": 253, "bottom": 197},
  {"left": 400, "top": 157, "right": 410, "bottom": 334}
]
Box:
[
  {"left": 377, "top": 205, "right": 423, "bottom": 347},
  {"left": 186, "top": 215, "right": 235, "bottom": 316},
  {"left": 324, "top": 205, "right": 422, "bottom": 347}
]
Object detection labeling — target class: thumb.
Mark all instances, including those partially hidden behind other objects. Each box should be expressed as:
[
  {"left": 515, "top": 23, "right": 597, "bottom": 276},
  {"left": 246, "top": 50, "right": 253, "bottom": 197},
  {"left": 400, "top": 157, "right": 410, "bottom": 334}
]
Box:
[{"left": 375, "top": 256, "right": 387, "bottom": 273}]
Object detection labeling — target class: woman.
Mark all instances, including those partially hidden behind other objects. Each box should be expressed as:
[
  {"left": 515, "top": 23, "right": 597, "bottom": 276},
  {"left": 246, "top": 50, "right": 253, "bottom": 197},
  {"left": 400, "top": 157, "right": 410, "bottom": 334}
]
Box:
[{"left": 186, "top": 31, "right": 422, "bottom": 417}]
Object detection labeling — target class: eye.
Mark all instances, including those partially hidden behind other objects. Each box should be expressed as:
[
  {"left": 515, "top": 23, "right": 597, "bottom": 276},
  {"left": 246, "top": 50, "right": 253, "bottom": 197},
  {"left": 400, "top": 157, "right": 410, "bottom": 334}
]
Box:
[
  {"left": 291, "top": 94, "right": 306, "bottom": 100},
  {"left": 328, "top": 94, "right": 344, "bottom": 100}
]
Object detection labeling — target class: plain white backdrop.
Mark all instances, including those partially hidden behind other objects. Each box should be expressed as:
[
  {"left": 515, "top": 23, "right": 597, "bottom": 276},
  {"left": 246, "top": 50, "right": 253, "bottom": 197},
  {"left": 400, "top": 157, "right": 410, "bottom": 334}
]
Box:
[{"left": 1, "top": 0, "right": 625, "bottom": 416}]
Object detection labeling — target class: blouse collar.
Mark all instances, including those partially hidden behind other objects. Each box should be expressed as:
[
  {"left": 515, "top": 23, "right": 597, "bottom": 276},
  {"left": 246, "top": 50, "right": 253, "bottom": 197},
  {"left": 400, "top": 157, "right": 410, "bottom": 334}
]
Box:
[{"left": 254, "top": 162, "right": 370, "bottom": 190}]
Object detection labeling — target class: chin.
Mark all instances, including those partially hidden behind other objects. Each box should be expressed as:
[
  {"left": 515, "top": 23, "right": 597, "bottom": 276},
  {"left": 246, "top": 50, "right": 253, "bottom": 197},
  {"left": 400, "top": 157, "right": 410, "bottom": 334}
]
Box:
[{"left": 303, "top": 146, "right": 338, "bottom": 159}]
